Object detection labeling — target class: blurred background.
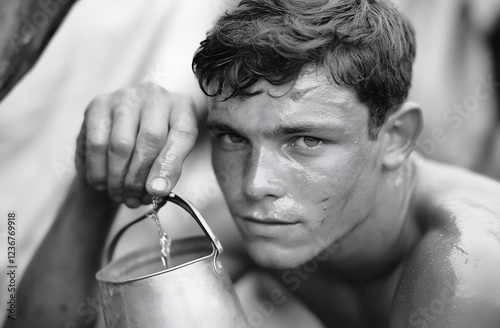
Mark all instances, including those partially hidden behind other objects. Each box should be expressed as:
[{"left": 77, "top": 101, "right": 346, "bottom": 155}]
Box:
[
  {"left": 398, "top": 0, "right": 500, "bottom": 179},
  {"left": 0, "top": 0, "right": 499, "bottom": 325}
]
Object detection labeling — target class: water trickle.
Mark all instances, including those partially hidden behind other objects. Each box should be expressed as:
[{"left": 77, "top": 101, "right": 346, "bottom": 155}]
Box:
[{"left": 150, "top": 197, "right": 172, "bottom": 269}]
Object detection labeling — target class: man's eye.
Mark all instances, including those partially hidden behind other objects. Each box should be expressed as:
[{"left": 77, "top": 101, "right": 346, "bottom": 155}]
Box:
[
  {"left": 221, "top": 133, "right": 246, "bottom": 144},
  {"left": 292, "top": 136, "right": 322, "bottom": 148}
]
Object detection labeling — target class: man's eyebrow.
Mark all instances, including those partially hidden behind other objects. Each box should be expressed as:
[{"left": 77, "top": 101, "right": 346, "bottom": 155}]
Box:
[
  {"left": 271, "top": 123, "right": 341, "bottom": 137},
  {"left": 206, "top": 122, "right": 240, "bottom": 134},
  {"left": 206, "top": 122, "right": 242, "bottom": 135},
  {"left": 207, "top": 121, "right": 341, "bottom": 137}
]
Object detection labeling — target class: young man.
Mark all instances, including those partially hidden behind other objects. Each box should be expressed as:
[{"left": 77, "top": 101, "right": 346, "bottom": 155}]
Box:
[{"left": 7, "top": 0, "right": 500, "bottom": 327}]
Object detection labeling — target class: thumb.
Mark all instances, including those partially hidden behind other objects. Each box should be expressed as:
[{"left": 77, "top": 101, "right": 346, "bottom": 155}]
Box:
[{"left": 146, "top": 111, "right": 198, "bottom": 196}]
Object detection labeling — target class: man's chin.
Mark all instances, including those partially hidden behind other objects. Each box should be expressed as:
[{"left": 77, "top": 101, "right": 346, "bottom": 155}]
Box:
[
  {"left": 244, "top": 240, "right": 312, "bottom": 270},
  {"left": 241, "top": 232, "right": 341, "bottom": 270}
]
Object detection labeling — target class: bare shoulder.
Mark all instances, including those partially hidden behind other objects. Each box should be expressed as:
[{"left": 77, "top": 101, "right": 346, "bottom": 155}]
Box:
[
  {"left": 391, "top": 158, "right": 500, "bottom": 327},
  {"left": 391, "top": 227, "right": 500, "bottom": 327}
]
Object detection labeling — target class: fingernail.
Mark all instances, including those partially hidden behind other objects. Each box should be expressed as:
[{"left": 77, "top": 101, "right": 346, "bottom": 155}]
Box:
[
  {"left": 150, "top": 177, "right": 169, "bottom": 193},
  {"left": 125, "top": 197, "right": 141, "bottom": 208}
]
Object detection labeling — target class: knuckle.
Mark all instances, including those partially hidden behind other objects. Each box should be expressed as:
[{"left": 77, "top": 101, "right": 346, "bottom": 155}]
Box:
[
  {"left": 112, "top": 90, "right": 129, "bottom": 107},
  {"left": 112, "top": 85, "right": 158, "bottom": 109},
  {"left": 109, "top": 137, "right": 135, "bottom": 158},
  {"left": 143, "top": 82, "right": 164, "bottom": 93},
  {"left": 87, "top": 136, "right": 108, "bottom": 153},
  {"left": 141, "top": 130, "right": 165, "bottom": 147},
  {"left": 84, "top": 123, "right": 111, "bottom": 147},
  {"left": 113, "top": 87, "right": 140, "bottom": 107},
  {"left": 87, "top": 172, "right": 106, "bottom": 186},
  {"left": 113, "top": 88, "right": 132, "bottom": 99},
  {"left": 107, "top": 165, "right": 126, "bottom": 182},
  {"left": 173, "top": 122, "right": 198, "bottom": 140},
  {"left": 112, "top": 103, "right": 130, "bottom": 116},
  {"left": 85, "top": 95, "right": 107, "bottom": 113}
]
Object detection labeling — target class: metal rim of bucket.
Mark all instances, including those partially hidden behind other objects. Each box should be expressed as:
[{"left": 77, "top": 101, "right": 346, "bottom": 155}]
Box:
[
  {"left": 97, "top": 236, "right": 216, "bottom": 284},
  {"left": 101, "top": 193, "right": 225, "bottom": 278}
]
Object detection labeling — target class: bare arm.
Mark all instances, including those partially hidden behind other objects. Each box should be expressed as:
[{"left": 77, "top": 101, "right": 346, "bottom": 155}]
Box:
[{"left": 3, "top": 178, "right": 118, "bottom": 328}]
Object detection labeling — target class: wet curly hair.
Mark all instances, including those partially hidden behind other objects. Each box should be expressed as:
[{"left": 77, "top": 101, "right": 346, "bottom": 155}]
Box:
[{"left": 192, "top": 0, "right": 416, "bottom": 138}]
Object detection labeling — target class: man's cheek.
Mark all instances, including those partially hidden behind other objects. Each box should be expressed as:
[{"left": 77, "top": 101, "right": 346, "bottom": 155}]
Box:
[
  {"left": 214, "top": 166, "right": 231, "bottom": 189},
  {"left": 214, "top": 159, "right": 242, "bottom": 189},
  {"left": 212, "top": 161, "right": 244, "bottom": 211}
]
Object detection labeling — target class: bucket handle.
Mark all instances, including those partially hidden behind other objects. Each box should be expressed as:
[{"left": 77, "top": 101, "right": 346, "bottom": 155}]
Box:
[{"left": 105, "top": 192, "right": 224, "bottom": 274}]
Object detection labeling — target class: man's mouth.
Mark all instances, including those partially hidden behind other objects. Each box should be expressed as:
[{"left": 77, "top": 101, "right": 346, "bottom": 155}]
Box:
[
  {"left": 241, "top": 216, "right": 299, "bottom": 225},
  {"left": 236, "top": 215, "right": 301, "bottom": 237}
]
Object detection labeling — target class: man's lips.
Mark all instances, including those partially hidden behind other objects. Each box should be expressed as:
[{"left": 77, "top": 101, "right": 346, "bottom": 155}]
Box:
[
  {"left": 234, "top": 214, "right": 302, "bottom": 238},
  {"left": 239, "top": 216, "right": 299, "bottom": 225},
  {"left": 236, "top": 215, "right": 301, "bottom": 238}
]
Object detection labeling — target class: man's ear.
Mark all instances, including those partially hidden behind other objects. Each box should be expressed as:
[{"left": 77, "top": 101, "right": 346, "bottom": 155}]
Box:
[{"left": 379, "top": 101, "right": 423, "bottom": 170}]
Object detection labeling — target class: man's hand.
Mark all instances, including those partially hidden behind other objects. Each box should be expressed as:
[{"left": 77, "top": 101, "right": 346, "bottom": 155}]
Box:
[{"left": 76, "top": 83, "right": 198, "bottom": 208}]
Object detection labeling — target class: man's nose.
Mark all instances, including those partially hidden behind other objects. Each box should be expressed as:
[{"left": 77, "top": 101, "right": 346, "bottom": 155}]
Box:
[{"left": 242, "top": 147, "right": 286, "bottom": 200}]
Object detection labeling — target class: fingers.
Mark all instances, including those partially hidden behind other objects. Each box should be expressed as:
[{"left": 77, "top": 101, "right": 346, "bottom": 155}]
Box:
[
  {"left": 146, "top": 95, "right": 198, "bottom": 197},
  {"left": 107, "top": 103, "right": 140, "bottom": 203},
  {"left": 84, "top": 97, "right": 112, "bottom": 190},
  {"left": 76, "top": 84, "right": 198, "bottom": 208},
  {"left": 75, "top": 120, "right": 87, "bottom": 179},
  {"left": 123, "top": 91, "right": 170, "bottom": 207}
]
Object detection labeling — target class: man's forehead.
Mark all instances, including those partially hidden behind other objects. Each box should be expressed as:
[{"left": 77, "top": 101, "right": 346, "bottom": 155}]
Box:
[
  {"left": 267, "top": 65, "right": 334, "bottom": 98},
  {"left": 206, "top": 65, "right": 371, "bottom": 140},
  {"left": 208, "top": 65, "right": 358, "bottom": 112}
]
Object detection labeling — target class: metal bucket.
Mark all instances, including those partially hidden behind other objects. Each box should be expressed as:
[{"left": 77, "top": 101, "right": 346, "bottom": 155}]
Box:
[{"left": 96, "top": 193, "right": 248, "bottom": 328}]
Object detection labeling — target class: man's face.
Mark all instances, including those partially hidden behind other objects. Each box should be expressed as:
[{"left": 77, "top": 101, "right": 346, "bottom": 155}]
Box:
[{"left": 207, "top": 68, "right": 383, "bottom": 269}]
